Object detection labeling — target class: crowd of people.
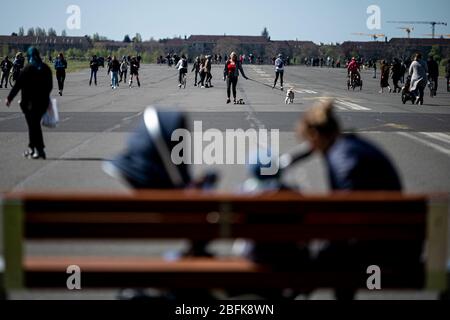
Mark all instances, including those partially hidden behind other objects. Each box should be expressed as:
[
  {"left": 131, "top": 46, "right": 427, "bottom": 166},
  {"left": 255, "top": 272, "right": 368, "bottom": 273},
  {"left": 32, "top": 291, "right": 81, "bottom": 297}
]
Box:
[{"left": 1, "top": 46, "right": 449, "bottom": 162}]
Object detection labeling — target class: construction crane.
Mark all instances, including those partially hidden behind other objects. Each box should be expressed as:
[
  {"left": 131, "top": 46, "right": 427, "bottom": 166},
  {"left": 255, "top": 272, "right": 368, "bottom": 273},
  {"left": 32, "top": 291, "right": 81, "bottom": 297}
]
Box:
[
  {"left": 397, "top": 27, "right": 414, "bottom": 38},
  {"left": 351, "top": 33, "right": 386, "bottom": 41},
  {"left": 387, "top": 21, "right": 447, "bottom": 39}
]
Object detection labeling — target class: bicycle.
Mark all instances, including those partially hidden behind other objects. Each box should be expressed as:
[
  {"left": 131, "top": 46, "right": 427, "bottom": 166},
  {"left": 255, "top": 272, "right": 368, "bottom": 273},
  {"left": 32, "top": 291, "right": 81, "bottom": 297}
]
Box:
[{"left": 9, "top": 66, "right": 21, "bottom": 87}]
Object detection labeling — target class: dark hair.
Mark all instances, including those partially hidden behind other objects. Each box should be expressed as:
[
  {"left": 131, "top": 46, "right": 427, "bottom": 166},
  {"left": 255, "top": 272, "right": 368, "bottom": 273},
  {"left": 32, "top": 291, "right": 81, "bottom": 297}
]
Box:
[{"left": 415, "top": 53, "right": 422, "bottom": 60}]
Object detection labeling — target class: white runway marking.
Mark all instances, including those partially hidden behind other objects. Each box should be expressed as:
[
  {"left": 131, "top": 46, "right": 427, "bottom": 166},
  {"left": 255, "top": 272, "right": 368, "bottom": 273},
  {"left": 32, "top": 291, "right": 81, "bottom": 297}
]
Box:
[
  {"left": 398, "top": 132, "right": 450, "bottom": 156},
  {"left": 335, "top": 99, "right": 370, "bottom": 111}
]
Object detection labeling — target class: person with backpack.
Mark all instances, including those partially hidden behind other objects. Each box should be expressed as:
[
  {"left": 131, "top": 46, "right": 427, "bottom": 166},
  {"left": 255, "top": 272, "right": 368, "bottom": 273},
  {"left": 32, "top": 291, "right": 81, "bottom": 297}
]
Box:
[
  {"left": 54, "top": 53, "right": 67, "bottom": 96},
  {"left": 175, "top": 54, "right": 188, "bottom": 88},
  {"left": 89, "top": 55, "right": 99, "bottom": 86},
  {"left": 273, "top": 54, "right": 285, "bottom": 90},
  {"left": 223, "top": 52, "right": 248, "bottom": 104}
]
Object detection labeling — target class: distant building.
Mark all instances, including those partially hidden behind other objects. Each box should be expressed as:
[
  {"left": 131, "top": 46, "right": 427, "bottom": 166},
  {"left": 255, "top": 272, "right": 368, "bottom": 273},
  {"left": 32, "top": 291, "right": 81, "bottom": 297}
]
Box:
[{"left": 0, "top": 35, "right": 91, "bottom": 53}]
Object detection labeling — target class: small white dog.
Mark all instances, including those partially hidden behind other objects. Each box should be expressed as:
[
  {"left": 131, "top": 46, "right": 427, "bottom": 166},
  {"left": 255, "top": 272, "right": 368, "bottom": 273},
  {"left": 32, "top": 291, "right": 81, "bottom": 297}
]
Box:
[{"left": 285, "top": 88, "right": 295, "bottom": 104}]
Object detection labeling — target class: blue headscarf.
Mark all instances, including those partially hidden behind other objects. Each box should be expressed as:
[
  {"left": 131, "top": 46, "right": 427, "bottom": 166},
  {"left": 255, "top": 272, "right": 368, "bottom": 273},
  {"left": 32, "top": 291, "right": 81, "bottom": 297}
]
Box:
[{"left": 27, "top": 47, "right": 43, "bottom": 70}]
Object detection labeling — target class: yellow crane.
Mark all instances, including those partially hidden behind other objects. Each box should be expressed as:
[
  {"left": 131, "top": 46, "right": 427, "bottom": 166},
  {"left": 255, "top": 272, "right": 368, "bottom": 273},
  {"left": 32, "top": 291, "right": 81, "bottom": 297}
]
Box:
[
  {"left": 397, "top": 27, "right": 414, "bottom": 38},
  {"left": 388, "top": 21, "right": 447, "bottom": 39},
  {"left": 351, "top": 33, "right": 386, "bottom": 41}
]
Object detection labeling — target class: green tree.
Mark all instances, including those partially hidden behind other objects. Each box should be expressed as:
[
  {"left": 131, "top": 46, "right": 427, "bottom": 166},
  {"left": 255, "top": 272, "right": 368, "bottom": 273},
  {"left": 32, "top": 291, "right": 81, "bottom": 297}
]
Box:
[
  {"left": 48, "top": 28, "right": 57, "bottom": 37},
  {"left": 18, "top": 27, "right": 25, "bottom": 36},
  {"left": 61, "top": 30, "right": 67, "bottom": 37},
  {"left": 429, "top": 45, "right": 442, "bottom": 63},
  {"left": 27, "top": 28, "right": 35, "bottom": 37},
  {"left": 123, "top": 35, "right": 131, "bottom": 43}
]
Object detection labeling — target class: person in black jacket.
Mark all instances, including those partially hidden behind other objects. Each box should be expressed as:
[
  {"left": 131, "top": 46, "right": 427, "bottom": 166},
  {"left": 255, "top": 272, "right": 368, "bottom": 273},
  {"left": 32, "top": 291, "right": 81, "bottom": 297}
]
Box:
[
  {"left": 89, "top": 55, "right": 99, "bottom": 86},
  {"left": 427, "top": 55, "right": 439, "bottom": 93},
  {"left": 223, "top": 52, "right": 248, "bottom": 104},
  {"left": 0, "top": 56, "right": 13, "bottom": 88},
  {"left": 191, "top": 56, "right": 200, "bottom": 86},
  {"left": 108, "top": 56, "right": 121, "bottom": 89},
  {"left": 6, "top": 47, "right": 53, "bottom": 159},
  {"left": 54, "top": 52, "right": 67, "bottom": 96}
]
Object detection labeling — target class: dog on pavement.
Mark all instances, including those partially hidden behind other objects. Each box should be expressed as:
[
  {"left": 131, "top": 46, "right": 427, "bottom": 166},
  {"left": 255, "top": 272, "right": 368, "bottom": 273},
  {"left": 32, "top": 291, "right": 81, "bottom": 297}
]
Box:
[{"left": 285, "top": 88, "right": 295, "bottom": 104}]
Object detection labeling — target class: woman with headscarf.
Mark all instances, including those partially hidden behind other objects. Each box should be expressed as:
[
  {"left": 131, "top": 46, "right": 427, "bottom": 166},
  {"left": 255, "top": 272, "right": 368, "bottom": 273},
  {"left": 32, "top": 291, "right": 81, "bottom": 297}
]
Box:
[
  {"left": 223, "top": 52, "right": 248, "bottom": 104},
  {"left": 5, "top": 47, "right": 53, "bottom": 159}
]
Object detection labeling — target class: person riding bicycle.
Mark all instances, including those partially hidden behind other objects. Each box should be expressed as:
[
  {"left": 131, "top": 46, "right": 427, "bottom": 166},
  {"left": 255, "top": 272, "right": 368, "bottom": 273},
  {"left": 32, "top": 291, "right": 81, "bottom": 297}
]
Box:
[
  {"left": 175, "top": 54, "right": 188, "bottom": 88},
  {"left": 347, "top": 57, "right": 360, "bottom": 83},
  {"left": 0, "top": 56, "right": 13, "bottom": 88}
]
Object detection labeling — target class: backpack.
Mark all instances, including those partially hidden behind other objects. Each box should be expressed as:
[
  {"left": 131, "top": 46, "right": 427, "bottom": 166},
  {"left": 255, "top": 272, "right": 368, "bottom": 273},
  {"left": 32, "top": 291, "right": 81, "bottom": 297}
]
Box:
[
  {"left": 182, "top": 59, "right": 187, "bottom": 69},
  {"left": 276, "top": 59, "right": 284, "bottom": 69}
]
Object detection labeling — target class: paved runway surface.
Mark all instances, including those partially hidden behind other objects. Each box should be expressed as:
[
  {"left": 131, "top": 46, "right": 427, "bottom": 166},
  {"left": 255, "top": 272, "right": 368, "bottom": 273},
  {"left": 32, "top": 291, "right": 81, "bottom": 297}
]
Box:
[{"left": 0, "top": 63, "right": 449, "bottom": 299}]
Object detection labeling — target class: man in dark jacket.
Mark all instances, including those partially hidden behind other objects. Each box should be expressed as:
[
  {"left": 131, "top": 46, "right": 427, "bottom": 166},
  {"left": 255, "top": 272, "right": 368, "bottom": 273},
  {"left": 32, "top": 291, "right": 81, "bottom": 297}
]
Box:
[
  {"left": 0, "top": 56, "right": 13, "bottom": 88},
  {"left": 6, "top": 47, "right": 53, "bottom": 159},
  {"left": 89, "top": 55, "right": 99, "bottom": 86},
  {"left": 427, "top": 55, "right": 439, "bottom": 93},
  {"left": 446, "top": 59, "right": 450, "bottom": 92}
]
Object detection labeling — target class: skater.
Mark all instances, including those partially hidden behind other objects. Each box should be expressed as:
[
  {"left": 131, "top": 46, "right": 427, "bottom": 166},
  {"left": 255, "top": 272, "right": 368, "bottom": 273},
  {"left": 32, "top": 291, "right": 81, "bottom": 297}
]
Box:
[
  {"left": 223, "top": 52, "right": 248, "bottom": 104},
  {"left": 129, "top": 56, "right": 141, "bottom": 88},
  {"left": 273, "top": 54, "right": 284, "bottom": 90}
]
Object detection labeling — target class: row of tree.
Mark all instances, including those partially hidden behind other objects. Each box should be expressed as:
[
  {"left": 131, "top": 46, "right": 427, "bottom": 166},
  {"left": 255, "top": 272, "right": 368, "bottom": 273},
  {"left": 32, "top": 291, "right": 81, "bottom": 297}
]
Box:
[{"left": 12, "top": 27, "right": 67, "bottom": 37}]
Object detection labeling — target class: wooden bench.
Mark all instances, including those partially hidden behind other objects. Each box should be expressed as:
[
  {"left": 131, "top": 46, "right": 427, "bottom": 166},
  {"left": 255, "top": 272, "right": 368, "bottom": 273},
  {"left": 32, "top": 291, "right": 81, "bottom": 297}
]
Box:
[{"left": 1, "top": 191, "right": 448, "bottom": 297}]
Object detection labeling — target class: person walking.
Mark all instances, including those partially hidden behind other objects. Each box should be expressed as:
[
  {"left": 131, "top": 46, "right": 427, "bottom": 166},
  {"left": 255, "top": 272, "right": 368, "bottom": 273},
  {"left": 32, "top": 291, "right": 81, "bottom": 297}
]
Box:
[
  {"left": 198, "top": 56, "right": 207, "bottom": 88},
  {"left": 273, "top": 54, "right": 285, "bottom": 91},
  {"left": 205, "top": 55, "right": 213, "bottom": 88},
  {"left": 5, "top": 47, "right": 53, "bottom": 160},
  {"left": 391, "top": 58, "right": 402, "bottom": 93},
  {"left": 446, "top": 58, "right": 450, "bottom": 92},
  {"left": 409, "top": 53, "right": 428, "bottom": 105},
  {"left": 89, "top": 55, "right": 99, "bottom": 86},
  {"left": 175, "top": 54, "right": 188, "bottom": 88},
  {"left": 191, "top": 56, "right": 200, "bottom": 86},
  {"left": 108, "top": 56, "right": 120, "bottom": 90},
  {"left": 0, "top": 56, "right": 13, "bottom": 89},
  {"left": 427, "top": 55, "right": 439, "bottom": 95},
  {"left": 379, "top": 60, "right": 392, "bottom": 93},
  {"left": 223, "top": 52, "right": 248, "bottom": 104},
  {"left": 119, "top": 56, "right": 129, "bottom": 83},
  {"left": 54, "top": 53, "right": 67, "bottom": 96},
  {"left": 372, "top": 59, "right": 377, "bottom": 79}
]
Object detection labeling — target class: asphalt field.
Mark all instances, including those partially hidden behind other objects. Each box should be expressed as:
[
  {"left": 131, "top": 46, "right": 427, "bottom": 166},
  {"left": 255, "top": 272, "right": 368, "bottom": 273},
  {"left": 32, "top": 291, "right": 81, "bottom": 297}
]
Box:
[{"left": 0, "top": 63, "right": 449, "bottom": 299}]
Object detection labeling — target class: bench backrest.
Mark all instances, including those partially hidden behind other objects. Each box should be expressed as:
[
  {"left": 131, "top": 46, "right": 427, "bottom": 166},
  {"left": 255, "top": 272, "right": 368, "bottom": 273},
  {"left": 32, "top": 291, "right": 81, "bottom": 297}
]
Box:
[{"left": 1, "top": 191, "right": 448, "bottom": 291}]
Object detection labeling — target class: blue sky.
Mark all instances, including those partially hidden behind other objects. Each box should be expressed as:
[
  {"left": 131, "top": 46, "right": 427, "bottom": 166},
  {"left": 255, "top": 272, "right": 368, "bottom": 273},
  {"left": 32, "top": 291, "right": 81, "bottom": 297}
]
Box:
[{"left": 0, "top": 0, "right": 449, "bottom": 43}]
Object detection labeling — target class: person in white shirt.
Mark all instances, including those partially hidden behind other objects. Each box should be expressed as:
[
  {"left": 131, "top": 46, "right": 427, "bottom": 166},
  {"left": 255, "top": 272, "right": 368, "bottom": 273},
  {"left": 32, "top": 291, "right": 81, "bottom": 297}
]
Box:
[
  {"left": 175, "top": 54, "right": 188, "bottom": 88},
  {"left": 273, "top": 54, "right": 285, "bottom": 90}
]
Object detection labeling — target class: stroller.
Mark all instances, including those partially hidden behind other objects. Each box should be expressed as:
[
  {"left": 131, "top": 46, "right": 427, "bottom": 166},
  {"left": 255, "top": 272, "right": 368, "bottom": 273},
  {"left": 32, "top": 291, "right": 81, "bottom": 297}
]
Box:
[{"left": 401, "top": 76, "right": 415, "bottom": 104}]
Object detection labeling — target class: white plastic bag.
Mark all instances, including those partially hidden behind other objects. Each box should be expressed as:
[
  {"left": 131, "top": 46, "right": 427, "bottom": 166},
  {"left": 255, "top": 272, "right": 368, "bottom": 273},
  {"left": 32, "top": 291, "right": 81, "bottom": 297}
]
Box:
[{"left": 41, "top": 98, "right": 59, "bottom": 128}]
